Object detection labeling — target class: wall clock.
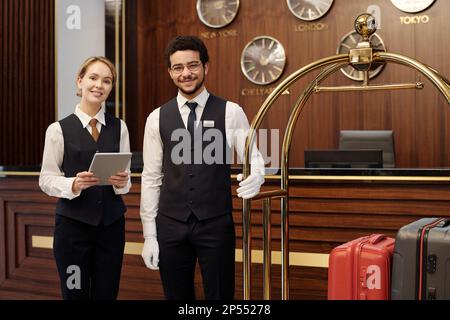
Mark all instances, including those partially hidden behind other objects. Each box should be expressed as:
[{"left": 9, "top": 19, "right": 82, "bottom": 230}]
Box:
[
  {"left": 241, "top": 36, "right": 286, "bottom": 85},
  {"left": 286, "top": 0, "right": 334, "bottom": 21},
  {"left": 196, "top": 0, "right": 240, "bottom": 28},
  {"left": 390, "top": 0, "right": 435, "bottom": 13},
  {"left": 336, "top": 31, "right": 386, "bottom": 81}
]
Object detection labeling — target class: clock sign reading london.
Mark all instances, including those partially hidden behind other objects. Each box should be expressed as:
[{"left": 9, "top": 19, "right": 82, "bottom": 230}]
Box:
[
  {"left": 287, "top": 0, "right": 334, "bottom": 21},
  {"left": 196, "top": 0, "right": 240, "bottom": 28},
  {"left": 241, "top": 36, "right": 287, "bottom": 86}
]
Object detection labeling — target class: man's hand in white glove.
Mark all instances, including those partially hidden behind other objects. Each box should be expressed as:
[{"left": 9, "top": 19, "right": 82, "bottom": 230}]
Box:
[
  {"left": 141, "top": 237, "right": 159, "bottom": 270},
  {"left": 236, "top": 173, "right": 265, "bottom": 199}
]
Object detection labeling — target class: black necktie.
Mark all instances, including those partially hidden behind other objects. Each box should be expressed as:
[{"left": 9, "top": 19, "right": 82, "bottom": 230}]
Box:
[{"left": 186, "top": 102, "right": 198, "bottom": 140}]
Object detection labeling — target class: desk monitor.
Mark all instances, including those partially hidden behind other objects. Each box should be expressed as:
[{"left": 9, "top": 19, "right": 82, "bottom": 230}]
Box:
[
  {"left": 304, "top": 149, "right": 383, "bottom": 168},
  {"left": 339, "top": 130, "right": 395, "bottom": 168}
]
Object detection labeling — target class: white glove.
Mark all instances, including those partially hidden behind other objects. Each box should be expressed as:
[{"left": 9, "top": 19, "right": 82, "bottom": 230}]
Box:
[
  {"left": 141, "top": 237, "right": 159, "bottom": 270},
  {"left": 236, "top": 173, "right": 265, "bottom": 199}
]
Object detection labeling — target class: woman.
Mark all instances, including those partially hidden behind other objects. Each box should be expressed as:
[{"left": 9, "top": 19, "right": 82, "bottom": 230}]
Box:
[{"left": 39, "top": 56, "right": 130, "bottom": 300}]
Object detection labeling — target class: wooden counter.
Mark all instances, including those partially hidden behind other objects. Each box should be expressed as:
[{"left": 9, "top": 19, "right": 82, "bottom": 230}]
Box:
[{"left": 1, "top": 174, "right": 450, "bottom": 299}]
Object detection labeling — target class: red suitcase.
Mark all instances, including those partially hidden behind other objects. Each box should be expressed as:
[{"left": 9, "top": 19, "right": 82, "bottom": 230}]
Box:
[{"left": 328, "top": 234, "right": 395, "bottom": 300}]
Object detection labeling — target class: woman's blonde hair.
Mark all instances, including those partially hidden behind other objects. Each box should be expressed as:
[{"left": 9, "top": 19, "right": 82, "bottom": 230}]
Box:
[{"left": 76, "top": 56, "right": 117, "bottom": 97}]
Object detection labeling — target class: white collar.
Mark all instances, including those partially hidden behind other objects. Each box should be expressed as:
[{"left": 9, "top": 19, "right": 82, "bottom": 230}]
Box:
[
  {"left": 74, "top": 104, "right": 106, "bottom": 128},
  {"left": 176, "top": 88, "right": 209, "bottom": 111}
]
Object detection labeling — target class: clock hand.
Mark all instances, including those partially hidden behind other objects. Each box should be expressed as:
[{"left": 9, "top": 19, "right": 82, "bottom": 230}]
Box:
[
  {"left": 214, "top": 0, "right": 225, "bottom": 10},
  {"left": 259, "top": 55, "right": 269, "bottom": 66}
]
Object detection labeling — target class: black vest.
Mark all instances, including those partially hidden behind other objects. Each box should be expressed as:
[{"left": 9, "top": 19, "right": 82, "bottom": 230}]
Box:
[
  {"left": 158, "top": 94, "right": 232, "bottom": 222},
  {"left": 55, "top": 113, "right": 126, "bottom": 226}
]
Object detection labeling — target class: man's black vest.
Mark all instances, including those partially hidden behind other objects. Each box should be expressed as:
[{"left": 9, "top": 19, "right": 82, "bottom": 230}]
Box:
[
  {"left": 158, "top": 94, "right": 232, "bottom": 222},
  {"left": 55, "top": 113, "right": 126, "bottom": 226}
]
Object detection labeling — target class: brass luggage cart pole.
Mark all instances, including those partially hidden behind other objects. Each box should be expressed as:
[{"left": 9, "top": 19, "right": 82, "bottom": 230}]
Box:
[{"left": 241, "top": 13, "right": 450, "bottom": 300}]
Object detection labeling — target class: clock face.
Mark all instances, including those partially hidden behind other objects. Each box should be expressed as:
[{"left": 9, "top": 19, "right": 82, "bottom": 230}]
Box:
[
  {"left": 286, "top": 0, "right": 334, "bottom": 21},
  {"left": 390, "top": 0, "right": 435, "bottom": 13},
  {"left": 241, "top": 36, "right": 286, "bottom": 86},
  {"left": 336, "top": 31, "right": 386, "bottom": 81},
  {"left": 196, "top": 0, "right": 240, "bottom": 28}
]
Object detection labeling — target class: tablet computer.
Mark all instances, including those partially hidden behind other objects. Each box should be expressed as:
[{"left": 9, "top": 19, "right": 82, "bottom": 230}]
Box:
[{"left": 88, "top": 152, "right": 132, "bottom": 185}]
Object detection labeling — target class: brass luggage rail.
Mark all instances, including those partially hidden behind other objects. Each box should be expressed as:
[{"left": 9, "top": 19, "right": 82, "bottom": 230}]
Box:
[{"left": 240, "top": 13, "right": 450, "bottom": 300}]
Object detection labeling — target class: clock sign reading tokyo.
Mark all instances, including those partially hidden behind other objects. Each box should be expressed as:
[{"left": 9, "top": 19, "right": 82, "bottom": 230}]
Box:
[
  {"left": 241, "top": 36, "right": 287, "bottom": 86},
  {"left": 390, "top": 0, "right": 435, "bottom": 13},
  {"left": 196, "top": 0, "right": 240, "bottom": 28},
  {"left": 287, "top": 0, "right": 334, "bottom": 21}
]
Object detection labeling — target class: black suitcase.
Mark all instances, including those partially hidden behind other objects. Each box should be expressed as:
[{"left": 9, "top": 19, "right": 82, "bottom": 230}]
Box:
[{"left": 391, "top": 217, "right": 450, "bottom": 300}]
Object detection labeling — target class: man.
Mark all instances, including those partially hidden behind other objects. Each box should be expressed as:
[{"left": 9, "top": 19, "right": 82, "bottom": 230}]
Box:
[{"left": 140, "top": 35, "right": 265, "bottom": 300}]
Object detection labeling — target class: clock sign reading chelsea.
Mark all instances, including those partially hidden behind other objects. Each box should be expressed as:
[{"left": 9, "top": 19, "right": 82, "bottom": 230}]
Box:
[{"left": 241, "top": 36, "right": 287, "bottom": 86}]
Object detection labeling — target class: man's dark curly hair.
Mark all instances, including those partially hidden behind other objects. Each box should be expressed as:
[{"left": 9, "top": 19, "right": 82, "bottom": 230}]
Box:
[{"left": 165, "top": 35, "right": 210, "bottom": 68}]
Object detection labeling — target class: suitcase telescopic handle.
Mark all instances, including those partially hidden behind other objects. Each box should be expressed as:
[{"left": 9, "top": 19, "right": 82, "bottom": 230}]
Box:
[
  {"left": 368, "top": 234, "right": 386, "bottom": 244},
  {"left": 436, "top": 219, "right": 450, "bottom": 228}
]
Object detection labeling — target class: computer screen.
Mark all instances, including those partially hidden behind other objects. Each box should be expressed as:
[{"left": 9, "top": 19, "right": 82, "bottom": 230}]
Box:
[
  {"left": 339, "top": 130, "right": 395, "bottom": 168},
  {"left": 304, "top": 149, "right": 383, "bottom": 168}
]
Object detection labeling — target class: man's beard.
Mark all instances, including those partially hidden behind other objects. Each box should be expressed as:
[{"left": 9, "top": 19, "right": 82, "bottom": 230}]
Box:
[{"left": 178, "top": 72, "right": 205, "bottom": 96}]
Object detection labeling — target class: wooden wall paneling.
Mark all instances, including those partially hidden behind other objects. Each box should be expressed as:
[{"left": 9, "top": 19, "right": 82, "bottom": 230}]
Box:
[
  {"left": 0, "top": 0, "right": 3, "bottom": 163},
  {"left": 443, "top": 101, "right": 450, "bottom": 166},
  {"left": 125, "top": 0, "right": 139, "bottom": 151},
  {"left": 414, "top": 3, "right": 450, "bottom": 167},
  {"left": 5, "top": 0, "right": 14, "bottom": 165},
  {"left": 0, "top": 0, "right": 54, "bottom": 166},
  {"left": 380, "top": 5, "right": 417, "bottom": 167},
  {"left": 0, "top": 196, "right": 6, "bottom": 285},
  {"left": 0, "top": 178, "right": 59, "bottom": 299},
  {"left": 6, "top": 203, "right": 17, "bottom": 277}
]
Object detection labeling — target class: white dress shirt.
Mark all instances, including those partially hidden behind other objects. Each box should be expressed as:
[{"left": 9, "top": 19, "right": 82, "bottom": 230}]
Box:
[
  {"left": 39, "top": 104, "right": 131, "bottom": 199},
  {"left": 140, "top": 88, "right": 265, "bottom": 238}
]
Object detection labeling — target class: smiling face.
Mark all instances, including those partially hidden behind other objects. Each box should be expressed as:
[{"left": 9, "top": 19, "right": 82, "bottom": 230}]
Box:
[
  {"left": 168, "top": 50, "right": 209, "bottom": 100},
  {"left": 77, "top": 61, "right": 114, "bottom": 107}
]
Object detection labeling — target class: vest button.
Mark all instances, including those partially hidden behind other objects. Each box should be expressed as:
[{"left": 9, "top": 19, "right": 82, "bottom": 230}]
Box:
[
  {"left": 97, "top": 200, "right": 102, "bottom": 204},
  {"left": 189, "top": 200, "right": 193, "bottom": 204},
  {"left": 189, "top": 174, "right": 194, "bottom": 178}
]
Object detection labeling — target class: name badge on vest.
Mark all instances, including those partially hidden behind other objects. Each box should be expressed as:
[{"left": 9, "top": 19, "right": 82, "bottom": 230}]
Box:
[{"left": 203, "top": 120, "right": 215, "bottom": 128}]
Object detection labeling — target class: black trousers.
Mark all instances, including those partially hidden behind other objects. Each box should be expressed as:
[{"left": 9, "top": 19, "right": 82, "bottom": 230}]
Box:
[
  {"left": 157, "top": 213, "right": 236, "bottom": 300},
  {"left": 53, "top": 214, "right": 125, "bottom": 300}
]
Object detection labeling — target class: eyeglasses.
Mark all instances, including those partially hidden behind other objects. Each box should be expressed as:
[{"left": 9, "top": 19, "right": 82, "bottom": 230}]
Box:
[{"left": 170, "top": 62, "right": 202, "bottom": 74}]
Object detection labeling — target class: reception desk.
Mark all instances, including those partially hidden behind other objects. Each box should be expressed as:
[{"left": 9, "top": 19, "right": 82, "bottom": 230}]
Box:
[{"left": 1, "top": 168, "right": 450, "bottom": 299}]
